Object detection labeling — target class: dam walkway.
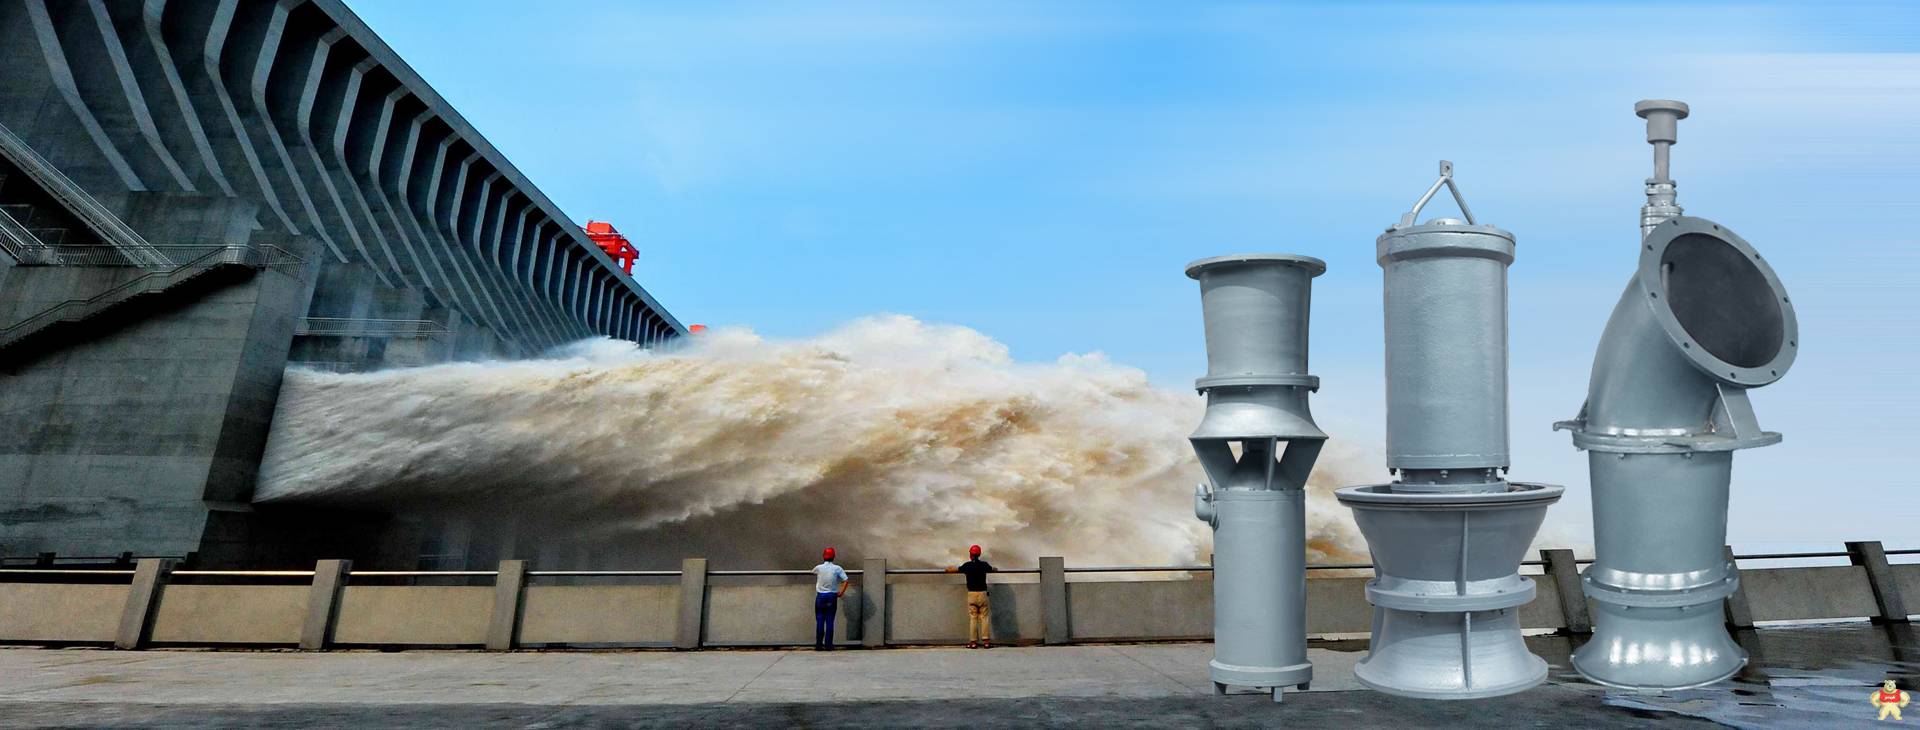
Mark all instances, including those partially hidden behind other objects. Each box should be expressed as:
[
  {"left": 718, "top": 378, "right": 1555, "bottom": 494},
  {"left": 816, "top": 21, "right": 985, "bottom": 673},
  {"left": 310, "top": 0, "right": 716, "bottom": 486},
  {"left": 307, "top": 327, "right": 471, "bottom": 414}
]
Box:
[{"left": 0, "top": 623, "right": 1908, "bottom": 728}]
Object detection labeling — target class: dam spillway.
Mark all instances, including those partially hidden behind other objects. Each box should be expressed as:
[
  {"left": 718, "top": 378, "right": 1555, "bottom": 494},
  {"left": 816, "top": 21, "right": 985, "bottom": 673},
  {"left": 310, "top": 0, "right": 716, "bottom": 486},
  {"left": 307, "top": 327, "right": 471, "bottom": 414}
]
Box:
[{"left": 0, "top": 0, "right": 684, "bottom": 567}]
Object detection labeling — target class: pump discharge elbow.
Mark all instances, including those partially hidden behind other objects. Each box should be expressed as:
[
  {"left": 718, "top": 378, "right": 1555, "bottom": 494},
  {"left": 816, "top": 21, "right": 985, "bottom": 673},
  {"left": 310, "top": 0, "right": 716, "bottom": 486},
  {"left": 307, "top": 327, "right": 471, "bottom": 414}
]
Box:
[{"left": 1558, "top": 100, "right": 1799, "bottom": 692}]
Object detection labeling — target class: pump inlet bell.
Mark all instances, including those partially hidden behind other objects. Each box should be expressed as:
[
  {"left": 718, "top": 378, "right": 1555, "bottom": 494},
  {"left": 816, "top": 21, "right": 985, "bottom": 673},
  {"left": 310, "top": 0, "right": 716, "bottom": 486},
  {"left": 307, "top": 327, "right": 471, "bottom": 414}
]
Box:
[
  {"left": 1336, "top": 162, "right": 1562, "bottom": 700},
  {"left": 1556, "top": 101, "right": 1797, "bottom": 691},
  {"left": 1186, "top": 254, "right": 1327, "bottom": 704}
]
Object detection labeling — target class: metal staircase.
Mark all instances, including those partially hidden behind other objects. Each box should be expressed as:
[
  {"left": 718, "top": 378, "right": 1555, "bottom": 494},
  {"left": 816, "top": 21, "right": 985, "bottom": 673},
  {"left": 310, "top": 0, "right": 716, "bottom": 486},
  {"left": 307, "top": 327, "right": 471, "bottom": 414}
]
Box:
[
  {"left": 0, "top": 245, "right": 301, "bottom": 359},
  {"left": 0, "top": 121, "right": 301, "bottom": 360}
]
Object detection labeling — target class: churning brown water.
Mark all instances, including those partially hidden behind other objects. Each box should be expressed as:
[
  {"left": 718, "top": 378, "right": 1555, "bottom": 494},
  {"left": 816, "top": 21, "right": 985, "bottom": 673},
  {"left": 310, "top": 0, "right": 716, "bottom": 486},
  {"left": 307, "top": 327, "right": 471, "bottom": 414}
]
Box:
[{"left": 256, "top": 315, "right": 1369, "bottom": 567}]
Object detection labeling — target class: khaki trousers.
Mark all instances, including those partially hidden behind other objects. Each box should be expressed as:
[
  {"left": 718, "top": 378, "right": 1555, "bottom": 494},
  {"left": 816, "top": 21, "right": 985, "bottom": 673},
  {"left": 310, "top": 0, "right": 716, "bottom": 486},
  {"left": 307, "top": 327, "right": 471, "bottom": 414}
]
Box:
[{"left": 966, "top": 591, "right": 991, "bottom": 642}]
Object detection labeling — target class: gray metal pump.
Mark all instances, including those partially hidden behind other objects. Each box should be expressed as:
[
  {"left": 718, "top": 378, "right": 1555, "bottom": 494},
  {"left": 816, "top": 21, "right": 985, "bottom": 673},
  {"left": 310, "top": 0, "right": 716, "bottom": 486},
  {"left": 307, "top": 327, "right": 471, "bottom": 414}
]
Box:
[
  {"left": 1186, "top": 254, "right": 1327, "bottom": 703},
  {"left": 1336, "top": 163, "right": 1563, "bottom": 699},
  {"left": 1557, "top": 100, "right": 1799, "bottom": 690}
]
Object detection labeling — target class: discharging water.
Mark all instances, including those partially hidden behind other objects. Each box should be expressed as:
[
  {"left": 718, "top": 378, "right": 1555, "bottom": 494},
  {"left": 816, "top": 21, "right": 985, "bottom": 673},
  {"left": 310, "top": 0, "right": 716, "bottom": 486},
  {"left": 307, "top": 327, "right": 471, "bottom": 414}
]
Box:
[{"left": 257, "top": 315, "right": 1373, "bottom": 568}]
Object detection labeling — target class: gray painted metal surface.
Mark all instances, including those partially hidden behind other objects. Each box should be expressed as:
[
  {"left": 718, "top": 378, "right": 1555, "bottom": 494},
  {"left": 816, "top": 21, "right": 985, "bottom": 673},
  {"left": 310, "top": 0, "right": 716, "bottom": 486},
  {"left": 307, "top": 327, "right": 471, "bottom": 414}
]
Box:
[
  {"left": 1556, "top": 101, "right": 1798, "bottom": 690},
  {"left": 1337, "top": 162, "right": 1560, "bottom": 699},
  {"left": 1186, "top": 254, "right": 1327, "bottom": 703}
]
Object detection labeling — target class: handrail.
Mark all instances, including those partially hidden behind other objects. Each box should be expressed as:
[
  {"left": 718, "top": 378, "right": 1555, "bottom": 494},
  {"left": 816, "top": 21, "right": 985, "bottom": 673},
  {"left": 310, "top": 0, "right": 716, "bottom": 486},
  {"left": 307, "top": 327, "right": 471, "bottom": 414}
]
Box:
[
  {"left": 171, "top": 570, "right": 317, "bottom": 577},
  {"left": 9, "top": 244, "right": 303, "bottom": 268},
  {"left": 0, "top": 120, "right": 168, "bottom": 267},
  {"left": 0, "top": 569, "right": 136, "bottom": 575},
  {"left": 0, "top": 245, "right": 298, "bottom": 347},
  {"left": 527, "top": 570, "right": 682, "bottom": 578},
  {"left": 296, "top": 317, "right": 449, "bottom": 338},
  {"left": 348, "top": 570, "right": 500, "bottom": 578},
  {"left": 0, "top": 204, "right": 48, "bottom": 261}
]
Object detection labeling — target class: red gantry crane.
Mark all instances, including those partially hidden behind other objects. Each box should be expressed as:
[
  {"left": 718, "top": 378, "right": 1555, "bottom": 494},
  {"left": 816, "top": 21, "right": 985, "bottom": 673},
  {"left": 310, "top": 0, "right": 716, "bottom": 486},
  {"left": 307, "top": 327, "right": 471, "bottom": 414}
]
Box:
[{"left": 583, "top": 220, "right": 638, "bottom": 275}]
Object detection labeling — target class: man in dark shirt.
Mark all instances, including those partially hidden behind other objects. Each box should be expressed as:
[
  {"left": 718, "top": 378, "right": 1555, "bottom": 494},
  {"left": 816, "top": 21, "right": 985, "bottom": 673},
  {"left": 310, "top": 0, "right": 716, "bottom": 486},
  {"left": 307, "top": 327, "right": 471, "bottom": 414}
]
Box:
[{"left": 946, "top": 545, "right": 996, "bottom": 648}]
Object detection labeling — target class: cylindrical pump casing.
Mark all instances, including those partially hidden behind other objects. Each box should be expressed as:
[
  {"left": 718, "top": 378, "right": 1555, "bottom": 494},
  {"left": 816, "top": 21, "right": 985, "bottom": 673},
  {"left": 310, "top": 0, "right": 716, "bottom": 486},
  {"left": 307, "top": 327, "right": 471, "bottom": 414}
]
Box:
[
  {"left": 1337, "top": 175, "right": 1558, "bottom": 701},
  {"left": 1378, "top": 224, "right": 1514, "bottom": 473},
  {"left": 1186, "top": 253, "right": 1326, "bottom": 702},
  {"left": 1208, "top": 490, "right": 1310, "bottom": 689}
]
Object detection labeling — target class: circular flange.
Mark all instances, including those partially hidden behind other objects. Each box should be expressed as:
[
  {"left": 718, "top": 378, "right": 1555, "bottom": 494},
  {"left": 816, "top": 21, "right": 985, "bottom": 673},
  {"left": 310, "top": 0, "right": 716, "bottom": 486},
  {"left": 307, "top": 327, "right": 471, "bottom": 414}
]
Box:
[
  {"left": 1582, "top": 570, "right": 1739, "bottom": 609},
  {"left": 1376, "top": 222, "right": 1515, "bottom": 265},
  {"left": 1334, "top": 482, "right": 1564, "bottom": 510},
  {"left": 1638, "top": 217, "right": 1798, "bottom": 387},
  {"left": 1194, "top": 374, "right": 1320, "bottom": 390},
  {"left": 1185, "top": 253, "right": 1326, "bottom": 280},
  {"left": 1366, "top": 577, "right": 1536, "bottom": 613}
]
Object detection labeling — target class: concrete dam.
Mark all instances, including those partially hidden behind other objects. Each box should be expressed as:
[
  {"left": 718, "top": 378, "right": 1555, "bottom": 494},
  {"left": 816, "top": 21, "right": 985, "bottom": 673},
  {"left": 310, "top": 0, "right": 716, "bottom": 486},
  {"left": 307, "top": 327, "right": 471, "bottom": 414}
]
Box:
[{"left": 0, "top": 0, "right": 685, "bottom": 567}]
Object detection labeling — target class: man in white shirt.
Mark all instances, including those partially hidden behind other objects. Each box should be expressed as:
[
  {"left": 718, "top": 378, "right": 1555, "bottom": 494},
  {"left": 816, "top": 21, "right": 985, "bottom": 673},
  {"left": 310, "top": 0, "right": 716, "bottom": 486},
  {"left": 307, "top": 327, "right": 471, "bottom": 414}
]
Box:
[{"left": 812, "top": 547, "right": 851, "bottom": 651}]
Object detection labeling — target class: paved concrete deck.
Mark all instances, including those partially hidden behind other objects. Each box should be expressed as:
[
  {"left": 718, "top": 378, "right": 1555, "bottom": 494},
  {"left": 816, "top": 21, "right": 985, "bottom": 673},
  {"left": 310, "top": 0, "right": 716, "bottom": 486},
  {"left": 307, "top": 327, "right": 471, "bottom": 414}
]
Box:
[
  {"left": 0, "top": 642, "right": 1699, "bottom": 728},
  {"left": 2, "top": 625, "right": 1909, "bottom": 727}
]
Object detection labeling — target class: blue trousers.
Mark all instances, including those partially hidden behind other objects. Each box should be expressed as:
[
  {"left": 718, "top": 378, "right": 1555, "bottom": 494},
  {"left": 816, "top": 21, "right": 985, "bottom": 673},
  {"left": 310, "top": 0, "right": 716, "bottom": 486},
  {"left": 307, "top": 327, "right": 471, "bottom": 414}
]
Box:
[{"left": 815, "top": 593, "right": 839, "bottom": 648}]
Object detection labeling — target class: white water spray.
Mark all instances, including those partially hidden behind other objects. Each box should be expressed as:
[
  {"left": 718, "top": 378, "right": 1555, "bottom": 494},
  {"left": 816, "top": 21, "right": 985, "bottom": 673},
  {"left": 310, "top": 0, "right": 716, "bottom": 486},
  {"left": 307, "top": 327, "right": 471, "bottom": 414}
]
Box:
[{"left": 257, "top": 315, "right": 1368, "bottom": 567}]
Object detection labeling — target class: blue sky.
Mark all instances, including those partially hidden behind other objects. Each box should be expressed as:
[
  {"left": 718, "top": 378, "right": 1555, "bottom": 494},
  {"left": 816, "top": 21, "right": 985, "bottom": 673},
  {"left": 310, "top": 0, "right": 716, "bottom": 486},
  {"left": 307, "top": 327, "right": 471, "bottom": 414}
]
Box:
[{"left": 346, "top": 1, "right": 1918, "bottom": 552}]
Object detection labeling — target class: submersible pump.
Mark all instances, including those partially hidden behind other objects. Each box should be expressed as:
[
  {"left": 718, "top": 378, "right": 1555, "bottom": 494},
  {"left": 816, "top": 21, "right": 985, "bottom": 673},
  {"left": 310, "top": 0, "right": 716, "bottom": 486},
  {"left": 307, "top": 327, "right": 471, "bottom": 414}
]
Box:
[
  {"left": 1336, "top": 162, "right": 1563, "bottom": 699},
  {"left": 1556, "top": 100, "right": 1799, "bottom": 690},
  {"left": 1186, "top": 253, "right": 1327, "bottom": 703}
]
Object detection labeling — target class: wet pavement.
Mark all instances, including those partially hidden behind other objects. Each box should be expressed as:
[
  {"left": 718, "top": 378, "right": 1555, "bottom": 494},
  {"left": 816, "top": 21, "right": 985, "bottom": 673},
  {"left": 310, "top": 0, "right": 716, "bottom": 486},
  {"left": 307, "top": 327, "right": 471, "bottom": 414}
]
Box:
[{"left": 1, "top": 622, "right": 1913, "bottom": 728}]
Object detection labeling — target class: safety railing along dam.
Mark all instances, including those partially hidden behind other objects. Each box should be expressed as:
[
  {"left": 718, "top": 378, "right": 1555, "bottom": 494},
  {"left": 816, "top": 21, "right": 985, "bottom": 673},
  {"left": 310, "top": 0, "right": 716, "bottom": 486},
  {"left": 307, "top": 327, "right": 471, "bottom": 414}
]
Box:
[{"left": 0, "top": 544, "right": 1911, "bottom": 651}]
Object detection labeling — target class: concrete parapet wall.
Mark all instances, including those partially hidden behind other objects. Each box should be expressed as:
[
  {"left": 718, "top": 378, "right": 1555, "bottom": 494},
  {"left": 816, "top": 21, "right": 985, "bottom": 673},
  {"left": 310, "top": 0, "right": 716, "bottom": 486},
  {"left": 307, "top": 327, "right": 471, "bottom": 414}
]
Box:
[
  {"left": 705, "top": 582, "right": 862, "bottom": 646},
  {"left": 151, "top": 585, "right": 305, "bottom": 645},
  {"left": 519, "top": 585, "right": 677, "bottom": 646},
  {"left": 890, "top": 582, "right": 1041, "bottom": 644},
  {"left": 0, "top": 583, "right": 126, "bottom": 643},
  {"left": 332, "top": 585, "right": 491, "bottom": 646},
  {"left": 3, "top": 548, "right": 1914, "bottom": 650},
  {"left": 1068, "top": 579, "right": 1209, "bottom": 641},
  {"left": 1743, "top": 565, "right": 1879, "bottom": 623}
]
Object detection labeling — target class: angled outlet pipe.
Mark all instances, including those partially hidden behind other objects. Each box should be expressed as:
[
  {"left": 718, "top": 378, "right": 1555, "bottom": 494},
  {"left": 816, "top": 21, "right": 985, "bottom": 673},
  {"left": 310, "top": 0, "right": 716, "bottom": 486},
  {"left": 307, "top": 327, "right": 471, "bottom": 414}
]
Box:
[
  {"left": 1557, "top": 100, "right": 1798, "bottom": 690},
  {"left": 1186, "top": 254, "right": 1327, "bottom": 704}
]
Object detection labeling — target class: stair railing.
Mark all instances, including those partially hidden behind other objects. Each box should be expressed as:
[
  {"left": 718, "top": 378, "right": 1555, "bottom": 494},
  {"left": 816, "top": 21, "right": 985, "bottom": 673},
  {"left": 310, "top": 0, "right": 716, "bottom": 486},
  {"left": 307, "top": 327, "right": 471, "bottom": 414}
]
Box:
[
  {"left": 0, "top": 121, "right": 169, "bottom": 267},
  {"left": 0, "top": 245, "right": 301, "bottom": 349}
]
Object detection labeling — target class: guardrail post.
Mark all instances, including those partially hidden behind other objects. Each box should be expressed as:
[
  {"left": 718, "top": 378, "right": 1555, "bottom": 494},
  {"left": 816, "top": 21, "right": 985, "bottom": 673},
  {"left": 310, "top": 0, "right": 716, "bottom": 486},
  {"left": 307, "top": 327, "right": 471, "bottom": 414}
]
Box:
[
  {"left": 487, "top": 560, "right": 529, "bottom": 650},
  {"left": 1540, "top": 548, "right": 1590, "bottom": 634},
  {"left": 1041, "top": 557, "right": 1068, "bottom": 645},
  {"left": 1848, "top": 541, "right": 1911, "bottom": 624},
  {"left": 301, "top": 559, "right": 352, "bottom": 650},
  {"left": 35, "top": 552, "right": 54, "bottom": 567},
  {"left": 862, "top": 558, "right": 888, "bottom": 648},
  {"left": 1722, "top": 546, "right": 1755, "bottom": 629},
  {"left": 115, "top": 558, "right": 174, "bottom": 649},
  {"left": 676, "top": 558, "right": 708, "bottom": 649}
]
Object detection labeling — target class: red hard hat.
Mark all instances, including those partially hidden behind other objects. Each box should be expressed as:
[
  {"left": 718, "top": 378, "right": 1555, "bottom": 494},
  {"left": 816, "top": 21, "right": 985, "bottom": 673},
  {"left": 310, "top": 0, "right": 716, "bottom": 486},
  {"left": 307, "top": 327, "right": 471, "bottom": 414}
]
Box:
[
  {"left": 823, "top": 547, "right": 836, "bottom": 561},
  {"left": 969, "top": 544, "right": 981, "bottom": 556}
]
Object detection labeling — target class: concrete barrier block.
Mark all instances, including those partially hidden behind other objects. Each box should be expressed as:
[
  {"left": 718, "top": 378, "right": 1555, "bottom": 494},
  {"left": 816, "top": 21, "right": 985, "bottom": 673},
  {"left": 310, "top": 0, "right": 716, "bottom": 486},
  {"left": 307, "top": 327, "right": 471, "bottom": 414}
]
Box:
[
  {"left": 115, "top": 558, "right": 173, "bottom": 650},
  {"left": 676, "top": 558, "right": 707, "bottom": 649},
  {"left": 1723, "top": 546, "right": 1755, "bottom": 629},
  {"left": 863, "top": 558, "right": 887, "bottom": 648},
  {"left": 301, "top": 559, "right": 351, "bottom": 650},
  {"left": 1848, "top": 541, "right": 1910, "bottom": 623},
  {"left": 487, "top": 560, "right": 529, "bottom": 650},
  {"left": 1541, "top": 549, "right": 1590, "bottom": 634},
  {"left": 1040, "top": 557, "right": 1067, "bottom": 644}
]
